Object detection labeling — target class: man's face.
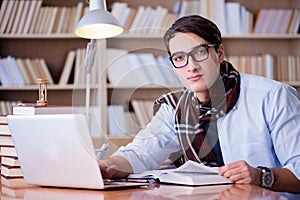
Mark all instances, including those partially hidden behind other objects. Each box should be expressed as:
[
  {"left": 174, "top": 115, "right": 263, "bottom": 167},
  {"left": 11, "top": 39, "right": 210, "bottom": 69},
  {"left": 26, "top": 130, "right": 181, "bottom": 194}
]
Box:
[{"left": 169, "top": 32, "right": 224, "bottom": 100}]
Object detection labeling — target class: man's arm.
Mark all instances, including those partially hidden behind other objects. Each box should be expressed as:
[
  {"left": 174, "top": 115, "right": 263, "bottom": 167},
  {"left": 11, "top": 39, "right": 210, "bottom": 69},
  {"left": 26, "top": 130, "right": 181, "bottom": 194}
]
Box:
[
  {"left": 218, "top": 160, "right": 300, "bottom": 193},
  {"left": 98, "top": 155, "right": 133, "bottom": 179}
]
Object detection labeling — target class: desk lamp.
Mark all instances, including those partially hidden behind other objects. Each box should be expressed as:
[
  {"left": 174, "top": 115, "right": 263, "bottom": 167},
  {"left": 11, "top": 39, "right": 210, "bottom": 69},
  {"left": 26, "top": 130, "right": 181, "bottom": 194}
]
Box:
[{"left": 74, "top": 0, "right": 123, "bottom": 119}]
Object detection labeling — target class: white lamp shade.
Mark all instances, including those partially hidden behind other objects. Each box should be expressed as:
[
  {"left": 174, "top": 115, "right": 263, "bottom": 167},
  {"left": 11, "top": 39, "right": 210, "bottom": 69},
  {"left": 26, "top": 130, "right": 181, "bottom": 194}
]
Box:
[{"left": 75, "top": 9, "right": 123, "bottom": 39}]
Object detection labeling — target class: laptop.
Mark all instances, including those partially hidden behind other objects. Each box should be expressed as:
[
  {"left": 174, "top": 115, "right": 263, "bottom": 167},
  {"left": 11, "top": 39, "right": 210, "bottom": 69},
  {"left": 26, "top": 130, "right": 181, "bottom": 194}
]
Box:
[{"left": 7, "top": 114, "right": 147, "bottom": 190}]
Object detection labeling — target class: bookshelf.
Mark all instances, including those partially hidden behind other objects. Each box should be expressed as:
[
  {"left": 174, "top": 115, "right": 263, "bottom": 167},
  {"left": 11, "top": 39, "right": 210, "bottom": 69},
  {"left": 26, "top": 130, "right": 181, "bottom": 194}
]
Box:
[
  {"left": 1, "top": 0, "right": 300, "bottom": 149},
  {"left": 104, "top": 0, "right": 300, "bottom": 147},
  {"left": 0, "top": 0, "right": 107, "bottom": 144}
]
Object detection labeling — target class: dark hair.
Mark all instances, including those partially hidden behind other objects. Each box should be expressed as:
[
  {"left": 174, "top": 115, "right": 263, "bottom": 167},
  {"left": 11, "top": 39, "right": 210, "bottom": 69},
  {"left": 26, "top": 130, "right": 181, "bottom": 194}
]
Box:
[{"left": 163, "top": 15, "right": 222, "bottom": 55}]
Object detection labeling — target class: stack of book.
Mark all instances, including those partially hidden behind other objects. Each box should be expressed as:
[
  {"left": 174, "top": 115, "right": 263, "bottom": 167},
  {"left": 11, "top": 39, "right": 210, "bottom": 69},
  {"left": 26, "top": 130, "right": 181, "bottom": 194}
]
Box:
[
  {"left": 0, "top": 56, "right": 53, "bottom": 87},
  {"left": 107, "top": 48, "right": 180, "bottom": 87},
  {"left": 0, "top": 0, "right": 87, "bottom": 34},
  {"left": 0, "top": 115, "right": 29, "bottom": 189},
  {"left": 130, "top": 99, "right": 155, "bottom": 129}
]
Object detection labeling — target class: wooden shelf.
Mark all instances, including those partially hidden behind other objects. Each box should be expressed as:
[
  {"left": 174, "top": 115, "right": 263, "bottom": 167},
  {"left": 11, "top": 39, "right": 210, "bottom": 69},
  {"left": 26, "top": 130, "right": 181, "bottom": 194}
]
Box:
[{"left": 0, "top": 84, "right": 99, "bottom": 91}]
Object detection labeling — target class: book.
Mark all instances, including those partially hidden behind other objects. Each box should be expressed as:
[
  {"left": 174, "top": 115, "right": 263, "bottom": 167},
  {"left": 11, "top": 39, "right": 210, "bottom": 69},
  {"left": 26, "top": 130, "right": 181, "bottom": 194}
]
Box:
[
  {"left": 1, "top": 176, "right": 29, "bottom": 188},
  {"left": 11, "top": 104, "right": 75, "bottom": 115},
  {"left": 0, "top": 146, "right": 18, "bottom": 157},
  {"left": 0, "top": 115, "right": 8, "bottom": 124},
  {"left": 0, "top": 135, "right": 14, "bottom": 146},
  {"left": 107, "top": 105, "right": 126, "bottom": 136},
  {"left": 0, "top": 0, "right": 9, "bottom": 29},
  {"left": 10, "top": 0, "right": 25, "bottom": 34},
  {"left": 1, "top": 164, "right": 23, "bottom": 178},
  {"left": 1, "top": 156, "right": 20, "bottom": 167},
  {"left": 58, "top": 50, "right": 76, "bottom": 85},
  {"left": 0, "top": 124, "right": 10, "bottom": 136},
  {"left": 0, "top": 0, "right": 14, "bottom": 33},
  {"left": 22, "top": 0, "right": 38, "bottom": 34},
  {"left": 128, "top": 160, "right": 232, "bottom": 186},
  {"left": 130, "top": 99, "right": 149, "bottom": 129},
  {"left": 28, "top": 0, "right": 43, "bottom": 34},
  {"left": 35, "top": 58, "right": 54, "bottom": 85},
  {"left": 4, "top": 0, "right": 19, "bottom": 34},
  {"left": 16, "top": 0, "right": 30, "bottom": 34},
  {"left": 1, "top": 185, "right": 26, "bottom": 198}
]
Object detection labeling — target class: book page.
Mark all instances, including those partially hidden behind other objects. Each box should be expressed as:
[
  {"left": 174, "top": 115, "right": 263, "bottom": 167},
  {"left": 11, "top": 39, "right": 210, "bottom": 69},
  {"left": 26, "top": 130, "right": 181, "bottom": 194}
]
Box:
[
  {"left": 127, "top": 160, "right": 218, "bottom": 179},
  {"left": 173, "top": 160, "right": 218, "bottom": 174}
]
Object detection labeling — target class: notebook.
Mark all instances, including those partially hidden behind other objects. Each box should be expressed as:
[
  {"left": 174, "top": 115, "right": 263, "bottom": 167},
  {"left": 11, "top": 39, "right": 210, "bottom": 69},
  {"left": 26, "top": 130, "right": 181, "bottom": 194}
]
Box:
[{"left": 7, "top": 114, "right": 147, "bottom": 190}]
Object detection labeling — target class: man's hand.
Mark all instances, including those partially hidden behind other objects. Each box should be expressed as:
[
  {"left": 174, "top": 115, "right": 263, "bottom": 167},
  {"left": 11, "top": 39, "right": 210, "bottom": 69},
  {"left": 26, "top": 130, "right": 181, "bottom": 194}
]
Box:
[
  {"left": 97, "top": 156, "right": 133, "bottom": 179},
  {"left": 218, "top": 160, "right": 261, "bottom": 185},
  {"left": 98, "top": 160, "right": 118, "bottom": 179}
]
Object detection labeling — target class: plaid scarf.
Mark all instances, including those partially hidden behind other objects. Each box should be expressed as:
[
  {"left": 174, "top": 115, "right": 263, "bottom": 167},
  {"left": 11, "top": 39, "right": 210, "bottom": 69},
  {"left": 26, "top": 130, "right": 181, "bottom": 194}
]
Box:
[{"left": 153, "top": 61, "right": 240, "bottom": 166}]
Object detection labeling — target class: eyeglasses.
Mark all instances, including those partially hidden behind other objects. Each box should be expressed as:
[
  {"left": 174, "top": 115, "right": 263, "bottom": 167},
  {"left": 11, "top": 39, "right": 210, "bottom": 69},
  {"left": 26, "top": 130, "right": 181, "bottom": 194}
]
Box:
[{"left": 169, "top": 44, "right": 216, "bottom": 68}]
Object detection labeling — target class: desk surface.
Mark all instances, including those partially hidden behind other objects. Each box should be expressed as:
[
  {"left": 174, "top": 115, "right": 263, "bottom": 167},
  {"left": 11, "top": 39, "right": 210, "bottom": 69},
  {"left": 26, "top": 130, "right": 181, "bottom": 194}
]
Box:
[{"left": 0, "top": 182, "right": 292, "bottom": 200}]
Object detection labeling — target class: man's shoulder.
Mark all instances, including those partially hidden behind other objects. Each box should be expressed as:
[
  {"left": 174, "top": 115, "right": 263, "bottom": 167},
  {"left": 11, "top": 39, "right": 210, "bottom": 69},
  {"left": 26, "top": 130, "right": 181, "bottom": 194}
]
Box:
[
  {"left": 240, "top": 73, "right": 298, "bottom": 99},
  {"left": 240, "top": 73, "right": 282, "bottom": 90}
]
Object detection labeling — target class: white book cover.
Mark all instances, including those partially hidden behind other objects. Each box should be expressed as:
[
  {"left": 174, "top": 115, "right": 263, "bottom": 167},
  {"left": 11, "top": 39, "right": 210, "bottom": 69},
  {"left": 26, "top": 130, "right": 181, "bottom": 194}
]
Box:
[
  {"left": 0, "top": 0, "right": 8, "bottom": 27},
  {"left": 111, "top": 2, "right": 128, "bottom": 27},
  {"left": 10, "top": 0, "right": 24, "bottom": 34},
  {"left": 46, "top": 7, "right": 59, "bottom": 34},
  {"left": 127, "top": 53, "right": 152, "bottom": 85},
  {"left": 107, "top": 105, "right": 126, "bottom": 136},
  {"left": 36, "top": 58, "right": 54, "bottom": 85},
  {"left": 4, "top": 0, "right": 19, "bottom": 34},
  {"left": 16, "top": 0, "right": 30, "bottom": 34},
  {"left": 59, "top": 50, "right": 76, "bottom": 85},
  {"left": 292, "top": 10, "right": 300, "bottom": 34},
  {"left": 211, "top": 0, "right": 227, "bottom": 35},
  {"left": 0, "top": 0, "right": 14, "bottom": 33},
  {"left": 122, "top": 7, "right": 131, "bottom": 28},
  {"left": 40, "top": 7, "right": 52, "bottom": 34},
  {"left": 71, "top": 2, "right": 84, "bottom": 32},
  {"left": 16, "top": 58, "right": 31, "bottom": 85},
  {"left": 22, "top": 0, "right": 37, "bottom": 34},
  {"left": 264, "top": 53, "right": 274, "bottom": 80},
  {"left": 131, "top": 99, "right": 149, "bottom": 129},
  {"left": 27, "top": 58, "right": 44, "bottom": 81},
  {"left": 2, "top": 58, "right": 18, "bottom": 86},
  {"left": 128, "top": 5, "right": 145, "bottom": 32},
  {"left": 151, "top": 7, "right": 168, "bottom": 34},
  {"left": 28, "top": 0, "right": 42, "bottom": 34},
  {"left": 138, "top": 53, "right": 167, "bottom": 85},
  {"left": 0, "top": 59, "right": 12, "bottom": 86},
  {"left": 140, "top": 7, "right": 157, "bottom": 33},
  {"left": 156, "top": 55, "right": 180, "bottom": 84},
  {"left": 225, "top": 2, "right": 242, "bottom": 35},
  {"left": 34, "top": 6, "right": 45, "bottom": 34},
  {"left": 135, "top": 6, "right": 152, "bottom": 33},
  {"left": 106, "top": 48, "right": 133, "bottom": 86},
  {"left": 7, "top": 56, "right": 25, "bottom": 86},
  {"left": 74, "top": 48, "right": 85, "bottom": 85},
  {"left": 55, "top": 6, "right": 67, "bottom": 33}
]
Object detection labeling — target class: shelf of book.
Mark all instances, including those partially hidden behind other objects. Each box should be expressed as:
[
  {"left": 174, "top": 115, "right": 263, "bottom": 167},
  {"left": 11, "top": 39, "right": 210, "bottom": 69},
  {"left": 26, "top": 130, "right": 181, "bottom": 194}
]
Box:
[
  {"left": 1, "top": 0, "right": 300, "bottom": 148},
  {"left": 104, "top": 0, "right": 300, "bottom": 142},
  {"left": 0, "top": 84, "right": 100, "bottom": 90}
]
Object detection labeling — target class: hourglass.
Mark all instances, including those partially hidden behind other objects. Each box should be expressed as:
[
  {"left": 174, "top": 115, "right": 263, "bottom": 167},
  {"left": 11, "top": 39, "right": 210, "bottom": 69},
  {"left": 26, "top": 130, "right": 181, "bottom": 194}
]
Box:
[{"left": 36, "top": 78, "right": 47, "bottom": 106}]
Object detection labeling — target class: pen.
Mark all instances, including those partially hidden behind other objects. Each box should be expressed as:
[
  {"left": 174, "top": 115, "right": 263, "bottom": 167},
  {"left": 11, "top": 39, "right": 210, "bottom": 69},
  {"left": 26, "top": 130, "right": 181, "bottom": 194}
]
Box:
[{"left": 96, "top": 143, "right": 109, "bottom": 160}]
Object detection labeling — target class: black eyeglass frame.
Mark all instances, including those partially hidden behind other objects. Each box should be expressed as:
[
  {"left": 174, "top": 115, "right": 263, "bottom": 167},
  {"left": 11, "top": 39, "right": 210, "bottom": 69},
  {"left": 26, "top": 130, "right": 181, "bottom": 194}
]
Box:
[{"left": 169, "top": 44, "right": 216, "bottom": 68}]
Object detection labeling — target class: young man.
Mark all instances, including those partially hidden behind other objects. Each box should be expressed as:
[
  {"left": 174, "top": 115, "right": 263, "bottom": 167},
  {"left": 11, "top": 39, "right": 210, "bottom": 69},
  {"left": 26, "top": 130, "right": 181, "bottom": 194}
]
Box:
[{"left": 99, "top": 15, "right": 300, "bottom": 192}]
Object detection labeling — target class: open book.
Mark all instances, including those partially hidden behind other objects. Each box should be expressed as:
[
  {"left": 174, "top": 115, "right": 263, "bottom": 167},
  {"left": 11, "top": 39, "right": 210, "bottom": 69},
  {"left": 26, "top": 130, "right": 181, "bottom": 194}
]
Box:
[{"left": 128, "top": 160, "right": 232, "bottom": 186}]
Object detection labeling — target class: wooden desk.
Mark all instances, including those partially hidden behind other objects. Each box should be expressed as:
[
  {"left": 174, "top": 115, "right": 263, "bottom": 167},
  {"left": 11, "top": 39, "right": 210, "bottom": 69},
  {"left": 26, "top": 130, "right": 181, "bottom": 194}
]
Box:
[{"left": 0, "top": 183, "right": 290, "bottom": 200}]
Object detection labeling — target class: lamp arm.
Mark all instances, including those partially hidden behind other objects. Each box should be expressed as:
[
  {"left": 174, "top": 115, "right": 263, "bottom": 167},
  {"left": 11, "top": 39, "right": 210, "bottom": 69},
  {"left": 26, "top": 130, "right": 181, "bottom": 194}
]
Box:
[{"left": 85, "top": 39, "right": 96, "bottom": 120}]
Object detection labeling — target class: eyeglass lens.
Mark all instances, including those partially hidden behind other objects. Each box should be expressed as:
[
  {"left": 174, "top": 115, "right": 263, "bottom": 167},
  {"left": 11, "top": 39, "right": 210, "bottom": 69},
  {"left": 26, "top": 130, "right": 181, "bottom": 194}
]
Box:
[{"left": 170, "top": 44, "right": 214, "bottom": 68}]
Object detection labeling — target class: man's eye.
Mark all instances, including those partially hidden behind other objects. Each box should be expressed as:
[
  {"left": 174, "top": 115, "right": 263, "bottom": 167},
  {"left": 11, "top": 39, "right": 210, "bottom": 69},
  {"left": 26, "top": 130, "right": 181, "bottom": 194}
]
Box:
[
  {"left": 173, "top": 54, "right": 185, "bottom": 61},
  {"left": 195, "top": 48, "right": 206, "bottom": 55}
]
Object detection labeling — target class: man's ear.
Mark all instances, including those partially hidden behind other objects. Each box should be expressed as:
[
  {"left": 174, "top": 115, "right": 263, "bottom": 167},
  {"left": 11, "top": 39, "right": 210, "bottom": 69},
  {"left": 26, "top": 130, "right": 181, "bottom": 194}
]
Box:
[{"left": 217, "top": 44, "right": 225, "bottom": 61}]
